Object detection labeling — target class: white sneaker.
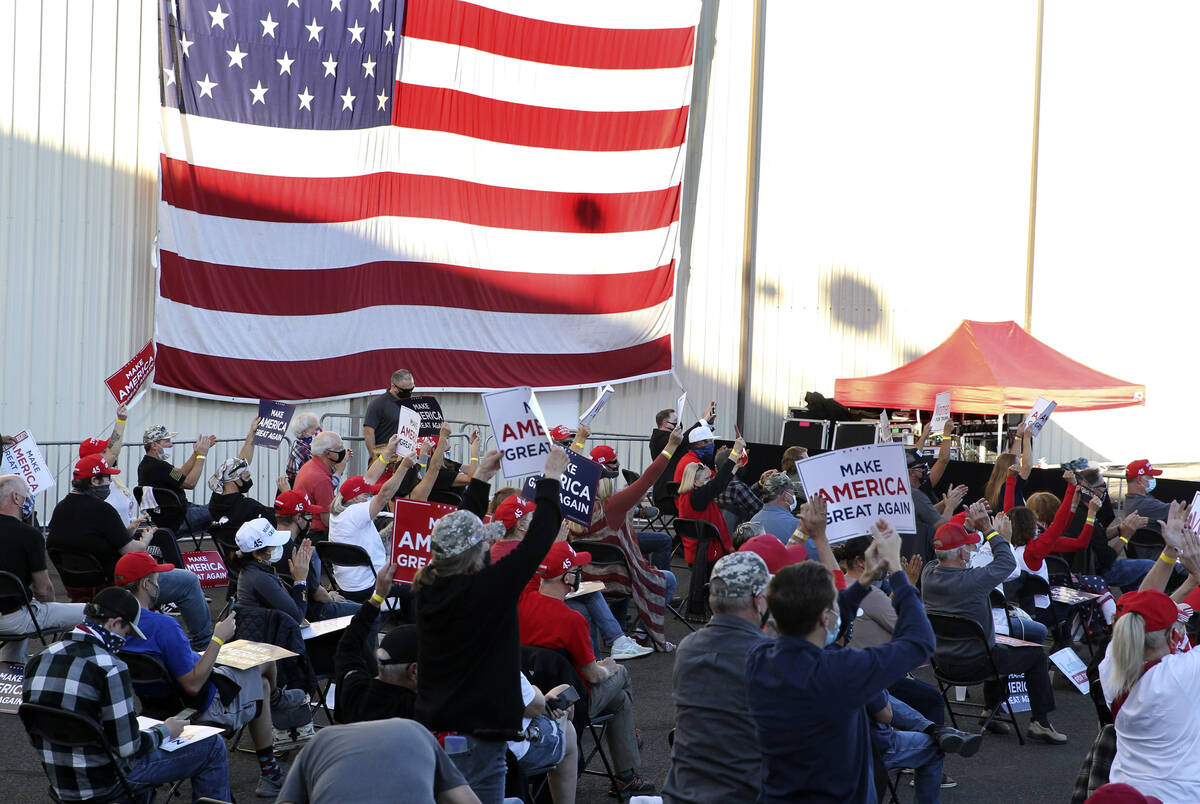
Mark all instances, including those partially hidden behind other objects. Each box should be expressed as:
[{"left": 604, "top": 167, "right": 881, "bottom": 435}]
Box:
[{"left": 608, "top": 635, "right": 653, "bottom": 660}]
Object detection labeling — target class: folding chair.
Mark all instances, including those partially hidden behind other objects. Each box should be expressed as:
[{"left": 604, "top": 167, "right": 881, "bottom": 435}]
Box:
[
  {"left": 313, "top": 541, "right": 404, "bottom": 615},
  {"left": 0, "top": 570, "right": 69, "bottom": 654},
  {"left": 1125, "top": 528, "right": 1164, "bottom": 561},
  {"left": 18, "top": 702, "right": 155, "bottom": 803},
  {"left": 671, "top": 518, "right": 726, "bottom": 621},
  {"left": 134, "top": 486, "right": 205, "bottom": 550},
  {"left": 427, "top": 489, "right": 463, "bottom": 506},
  {"left": 208, "top": 517, "right": 241, "bottom": 601},
  {"left": 926, "top": 612, "right": 1026, "bottom": 745},
  {"left": 570, "top": 539, "right": 694, "bottom": 635},
  {"left": 47, "top": 548, "right": 110, "bottom": 603}
]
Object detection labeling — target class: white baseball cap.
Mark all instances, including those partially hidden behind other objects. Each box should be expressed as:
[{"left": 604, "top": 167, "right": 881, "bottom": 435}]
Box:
[
  {"left": 689, "top": 424, "right": 715, "bottom": 443},
  {"left": 235, "top": 518, "right": 291, "bottom": 553}
]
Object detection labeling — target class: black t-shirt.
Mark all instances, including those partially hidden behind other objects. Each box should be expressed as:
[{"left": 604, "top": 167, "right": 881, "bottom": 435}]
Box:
[
  {"left": 138, "top": 454, "right": 186, "bottom": 494},
  {"left": 209, "top": 491, "right": 275, "bottom": 532},
  {"left": 1074, "top": 498, "right": 1118, "bottom": 572},
  {"left": 47, "top": 493, "right": 132, "bottom": 577},
  {"left": 0, "top": 513, "right": 47, "bottom": 609},
  {"left": 363, "top": 392, "right": 403, "bottom": 444}
]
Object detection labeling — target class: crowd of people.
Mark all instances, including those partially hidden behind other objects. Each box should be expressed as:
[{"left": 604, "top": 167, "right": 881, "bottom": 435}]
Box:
[{"left": 2, "top": 374, "right": 1199, "bottom": 804}]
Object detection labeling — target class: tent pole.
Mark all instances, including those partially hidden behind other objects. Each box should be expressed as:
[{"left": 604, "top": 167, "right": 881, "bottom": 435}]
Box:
[{"left": 996, "top": 414, "right": 1004, "bottom": 456}]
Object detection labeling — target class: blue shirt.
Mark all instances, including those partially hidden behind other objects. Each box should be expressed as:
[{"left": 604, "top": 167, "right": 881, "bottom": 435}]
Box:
[
  {"left": 750, "top": 505, "right": 812, "bottom": 559},
  {"left": 745, "top": 572, "right": 934, "bottom": 804},
  {"left": 122, "top": 609, "right": 216, "bottom": 713}
]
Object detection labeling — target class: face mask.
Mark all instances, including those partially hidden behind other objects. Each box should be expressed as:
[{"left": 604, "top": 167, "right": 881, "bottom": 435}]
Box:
[
  {"left": 160, "top": 446, "right": 173, "bottom": 461},
  {"left": 237, "top": 478, "right": 254, "bottom": 494},
  {"left": 269, "top": 545, "right": 284, "bottom": 563},
  {"left": 145, "top": 580, "right": 160, "bottom": 608},
  {"left": 1146, "top": 477, "right": 1157, "bottom": 493},
  {"left": 87, "top": 485, "right": 111, "bottom": 501},
  {"left": 19, "top": 495, "right": 33, "bottom": 518},
  {"left": 297, "top": 517, "right": 311, "bottom": 537},
  {"left": 1169, "top": 624, "right": 1189, "bottom": 655},
  {"left": 84, "top": 618, "right": 128, "bottom": 652},
  {"left": 694, "top": 443, "right": 714, "bottom": 460},
  {"left": 788, "top": 493, "right": 798, "bottom": 512},
  {"left": 396, "top": 387, "right": 413, "bottom": 399},
  {"left": 329, "top": 449, "right": 346, "bottom": 463},
  {"left": 601, "top": 466, "right": 619, "bottom": 480},
  {"left": 824, "top": 608, "right": 841, "bottom": 647}
]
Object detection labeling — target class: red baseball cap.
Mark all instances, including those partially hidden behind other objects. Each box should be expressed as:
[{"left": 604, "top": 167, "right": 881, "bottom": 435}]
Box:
[
  {"left": 79, "top": 437, "right": 109, "bottom": 458},
  {"left": 114, "top": 551, "right": 175, "bottom": 584},
  {"left": 590, "top": 445, "right": 617, "bottom": 465},
  {"left": 1115, "top": 590, "right": 1178, "bottom": 632},
  {"left": 73, "top": 454, "right": 121, "bottom": 480},
  {"left": 1125, "top": 459, "right": 1163, "bottom": 480},
  {"left": 537, "top": 541, "right": 592, "bottom": 578},
  {"left": 738, "top": 535, "right": 790, "bottom": 574},
  {"left": 494, "top": 495, "right": 535, "bottom": 531},
  {"left": 274, "top": 490, "right": 327, "bottom": 515},
  {"left": 1085, "top": 783, "right": 1163, "bottom": 804},
  {"left": 933, "top": 522, "right": 981, "bottom": 551},
  {"left": 339, "top": 475, "right": 382, "bottom": 500},
  {"left": 549, "top": 425, "right": 575, "bottom": 442}
]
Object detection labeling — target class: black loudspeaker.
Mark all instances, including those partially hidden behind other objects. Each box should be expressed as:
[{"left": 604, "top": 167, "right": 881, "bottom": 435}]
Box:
[
  {"left": 831, "top": 421, "right": 878, "bottom": 450},
  {"left": 780, "top": 419, "right": 829, "bottom": 451}
]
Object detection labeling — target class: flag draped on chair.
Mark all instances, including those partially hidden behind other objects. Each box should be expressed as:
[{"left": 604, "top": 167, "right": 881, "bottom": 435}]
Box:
[{"left": 153, "top": 0, "right": 699, "bottom": 401}]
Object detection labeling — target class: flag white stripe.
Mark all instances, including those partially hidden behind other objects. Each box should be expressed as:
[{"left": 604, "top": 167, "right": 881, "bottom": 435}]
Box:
[
  {"left": 158, "top": 201, "right": 680, "bottom": 274},
  {"left": 156, "top": 297, "right": 673, "bottom": 361},
  {"left": 160, "top": 108, "right": 686, "bottom": 193},
  {"left": 462, "top": 0, "right": 701, "bottom": 30},
  {"left": 397, "top": 36, "right": 692, "bottom": 113}
]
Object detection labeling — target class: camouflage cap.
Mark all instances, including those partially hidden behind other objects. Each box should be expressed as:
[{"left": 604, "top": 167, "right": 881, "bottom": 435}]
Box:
[
  {"left": 431, "top": 509, "right": 506, "bottom": 559},
  {"left": 760, "top": 473, "right": 793, "bottom": 500},
  {"left": 710, "top": 551, "right": 770, "bottom": 598},
  {"left": 142, "top": 424, "right": 178, "bottom": 446}
]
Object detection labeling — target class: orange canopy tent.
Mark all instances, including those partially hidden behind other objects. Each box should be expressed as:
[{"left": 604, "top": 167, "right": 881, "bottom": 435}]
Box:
[{"left": 833, "top": 320, "right": 1145, "bottom": 415}]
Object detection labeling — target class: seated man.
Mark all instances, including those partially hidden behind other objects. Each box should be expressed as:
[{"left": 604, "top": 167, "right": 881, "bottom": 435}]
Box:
[
  {"left": 1121, "top": 460, "right": 1170, "bottom": 534},
  {"left": 114, "top": 552, "right": 300, "bottom": 798},
  {"left": 868, "top": 691, "right": 980, "bottom": 804},
  {"left": 235, "top": 518, "right": 312, "bottom": 624},
  {"left": 293, "top": 431, "right": 353, "bottom": 540},
  {"left": 273, "top": 491, "right": 359, "bottom": 622},
  {"left": 207, "top": 417, "right": 277, "bottom": 532},
  {"left": 921, "top": 507, "right": 1067, "bottom": 744},
  {"left": 276, "top": 718, "right": 477, "bottom": 804},
  {"left": 137, "top": 424, "right": 215, "bottom": 534},
  {"left": 664, "top": 552, "right": 771, "bottom": 804},
  {"left": 519, "top": 541, "right": 655, "bottom": 797},
  {"left": 0, "top": 474, "right": 85, "bottom": 663},
  {"left": 751, "top": 473, "right": 810, "bottom": 556},
  {"left": 48, "top": 455, "right": 213, "bottom": 649},
  {"left": 23, "top": 588, "right": 230, "bottom": 802},
  {"left": 510, "top": 671, "right": 579, "bottom": 804},
  {"left": 746, "top": 520, "right": 934, "bottom": 803}
]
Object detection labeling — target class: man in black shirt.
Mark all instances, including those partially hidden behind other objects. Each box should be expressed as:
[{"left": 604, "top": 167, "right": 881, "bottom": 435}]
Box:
[
  {"left": 0, "top": 475, "right": 85, "bottom": 662},
  {"left": 335, "top": 562, "right": 416, "bottom": 724},
  {"left": 207, "top": 418, "right": 276, "bottom": 532},
  {"left": 137, "top": 424, "right": 215, "bottom": 535},
  {"left": 362, "top": 369, "right": 415, "bottom": 458},
  {"left": 649, "top": 402, "right": 715, "bottom": 505}
]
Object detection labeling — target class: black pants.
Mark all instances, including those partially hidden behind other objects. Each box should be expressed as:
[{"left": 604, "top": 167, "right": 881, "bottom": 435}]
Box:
[
  {"left": 889, "top": 676, "right": 945, "bottom": 726},
  {"left": 984, "top": 644, "right": 1056, "bottom": 720}
]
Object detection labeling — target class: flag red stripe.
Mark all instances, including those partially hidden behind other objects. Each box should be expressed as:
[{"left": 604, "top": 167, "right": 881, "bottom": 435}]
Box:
[
  {"left": 155, "top": 337, "right": 672, "bottom": 400},
  {"left": 158, "top": 251, "right": 675, "bottom": 316},
  {"left": 160, "top": 156, "right": 680, "bottom": 233},
  {"left": 393, "top": 83, "right": 688, "bottom": 152},
  {"left": 403, "top": 0, "right": 696, "bottom": 70}
]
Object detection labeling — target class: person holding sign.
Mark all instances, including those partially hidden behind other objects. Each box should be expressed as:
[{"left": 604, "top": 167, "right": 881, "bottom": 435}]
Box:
[
  {"left": 362, "top": 368, "right": 416, "bottom": 458},
  {"left": 676, "top": 435, "right": 745, "bottom": 564},
  {"left": 413, "top": 447, "right": 567, "bottom": 804},
  {"left": 208, "top": 417, "right": 277, "bottom": 533}
]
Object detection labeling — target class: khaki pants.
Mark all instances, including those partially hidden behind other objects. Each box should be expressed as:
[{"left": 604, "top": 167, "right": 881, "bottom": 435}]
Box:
[
  {"left": 0, "top": 600, "right": 85, "bottom": 663},
  {"left": 587, "top": 662, "right": 640, "bottom": 774}
]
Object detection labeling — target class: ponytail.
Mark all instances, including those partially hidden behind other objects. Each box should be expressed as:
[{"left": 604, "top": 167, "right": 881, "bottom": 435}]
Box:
[{"left": 1106, "top": 612, "right": 1169, "bottom": 702}]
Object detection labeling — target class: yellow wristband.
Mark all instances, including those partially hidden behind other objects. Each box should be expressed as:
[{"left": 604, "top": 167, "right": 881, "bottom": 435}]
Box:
[
  {"left": 195, "top": 454, "right": 206, "bottom": 461},
  {"left": 792, "top": 526, "right": 808, "bottom": 542},
  {"left": 211, "top": 636, "right": 225, "bottom": 647},
  {"left": 984, "top": 530, "right": 998, "bottom": 542},
  {"left": 377, "top": 454, "right": 389, "bottom": 464},
  {"left": 573, "top": 442, "right": 585, "bottom": 449},
  {"left": 1086, "top": 517, "right": 1095, "bottom": 526},
  {"left": 729, "top": 451, "right": 741, "bottom": 461},
  {"left": 470, "top": 457, "right": 479, "bottom": 462},
  {"left": 661, "top": 449, "right": 673, "bottom": 460},
  {"left": 369, "top": 592, "right": 386, "bottom": 605},
  {"left": 1160, "top": 552, "right": 1177, "bottom": 565},
  {"left": 116, "top": 418, "right": 127, "bottom": 424},
  {"left": 1119, "top": 535, "right": 1129, "bottom": 544}
]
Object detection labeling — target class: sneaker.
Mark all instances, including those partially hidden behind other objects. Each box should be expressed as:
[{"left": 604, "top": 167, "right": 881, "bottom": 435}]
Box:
[
  {"left": 655, "top": 640, "right": 676, "bottom": 653},
  {"left": 978, "top": 710, "right": 1012, "bottom": 735},
  {"left": 256, "top": 774, "right": 284, "bottom": 798},
  {"left": 273, "top": 722, "right": 315, "bottom": 751},
  {"left": 608, "top": 774, "right": 655, "bottom": 798},
  {"left": 271, "top": 687, "right": 309, "bottom": 711},
  {"left": 1027, "top": 720, "right": 1068, "bottom": 744},
  {"left": 609, "top": 635, "right": 653, "bottom": 660},
  {"left": 909, "top": 774, "right": 957, "bottom": 790}
]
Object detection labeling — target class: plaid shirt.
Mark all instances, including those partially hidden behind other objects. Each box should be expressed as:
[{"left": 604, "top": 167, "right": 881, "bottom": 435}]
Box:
[
  {"left": 717, "top": 478, "right": 764, "bottom": 522},
  {"left": 23, "top": 626, "right": 168, "bottom": 801},
  {"left": 287, "top": 436, "right": 314, "bottom": 480},
  {"left": 1070, "top": 724, "right": 1115, "bottom": 804}
]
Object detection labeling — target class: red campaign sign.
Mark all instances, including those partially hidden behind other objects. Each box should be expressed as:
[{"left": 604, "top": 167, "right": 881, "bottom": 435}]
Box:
[
  {"left": 390, "top": 499, "right": 458, "bottom": 585},
  {"left": 182, "top": 550, "right": 228, "bottom": 588},
  {"left": 105, "top": 340, "right": 156, "bottom": 404}
]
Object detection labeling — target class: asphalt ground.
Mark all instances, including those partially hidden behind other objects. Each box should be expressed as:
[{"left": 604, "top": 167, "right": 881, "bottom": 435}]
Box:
[{"left": 0, "top": 560, "right": 1100, "bottom": 803}]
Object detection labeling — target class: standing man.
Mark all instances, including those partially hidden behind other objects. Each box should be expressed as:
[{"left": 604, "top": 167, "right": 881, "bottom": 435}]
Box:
[
  {"left": 22, "top": 588, "right": 230, "bottom": 802},
  {"left": 0, "top": 475, "right": 85, "bottom": 663},
  {"left": 664, "top": 552, "right": 770, "bottom": 803},
  {"left": 137, "top": 424, "right": 216, "bottom": 535},
  {"left": 363, "top": 369, "right": 416, "bottom": 459},
  {"left": 293, "top": 431, "right": 352, "bottom": 538}
]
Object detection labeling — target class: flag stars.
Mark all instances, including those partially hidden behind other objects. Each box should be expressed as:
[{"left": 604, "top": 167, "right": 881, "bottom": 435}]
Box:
[
  {"left": 196, "top": 73, "right": 218, "bottom": 98},
  {"left": 179, "top": 34, "right": 194, "bottom": 57},
  {"left": 208, "top": 3, "right": 229, "bottom": 29},
  {"left": 369, "top": 0, "right": 382, "bottom": 11},
  {"left": 322, "top": 54, "right": 338, "bottom": 77},
  {"left": 226, "top": 43, "right": 248, "bottom": 68},
  {"left": 340, "top": 87, "right": 356, "bottom": 110},
  {"left": 383, "top": 24, "right": 395, "bottom": 46},
  {"left": 347, "top": 20, "right": 365, "bottom": 44},
  {"left": 376, "top": 90, "right": 389, "bottom": 110},
  {"left": 260, "top": 12, "right": 279, "bottom": 38},
  {"left": 330, "top": 0, "right": 343, "bottom": 10},
  {"left": 249, "top": 81, "right": 269, "bottom": 104},
  {"left": 287, "top": 0, "right": 300, "bottom": 6},
  {"left": 163, "top": 67, "right": 176, "bottom": 86},
  {"left": 297, "top": 86, "right": 314, "bottom": 110},
  {"left": 362, "top": 56, "right": 376, "bottom": 77},
  {"left": 306, "top": 17, "right": 324, "bottom": 42},
  {"left": 277, "top": 51, "right": 295, "bottom": 75}
]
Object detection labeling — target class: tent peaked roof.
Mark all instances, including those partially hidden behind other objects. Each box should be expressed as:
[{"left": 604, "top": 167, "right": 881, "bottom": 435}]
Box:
[{"left": 833, "top": 320, "right": 1145, "bottom": 415}]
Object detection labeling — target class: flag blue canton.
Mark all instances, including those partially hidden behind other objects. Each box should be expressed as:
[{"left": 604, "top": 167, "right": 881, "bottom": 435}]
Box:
[{"left": 160, "top": 0, "right": 402, "bottom": 130}]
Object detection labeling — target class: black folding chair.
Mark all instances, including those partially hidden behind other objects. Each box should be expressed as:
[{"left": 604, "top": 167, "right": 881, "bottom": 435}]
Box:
[
  {"left": 1125, "top": 528, "right": 1164, "bottom": 561},
  {"left": 0, "top": 570, "right": 69, "bottom": 654},
  {"left": 570, "top": 539, "right": 693, "bottom": 634},
  {"left": 208, "top": 517, "right": 240, "bottom": 601},
  {"left": 18, "top": 702, "right": 154, "bottom": 803},
  {"left": 427, "top": 489, "right": 463, "bottom": 506},
  {"left": 47, "top": 548, "right": 110, "bottom": 603},
  {"left": 671, "top": 518, "right": 727, "bottom": 621},
  {"left": 134, "top": 486, "right": 204, "bottom": 550},
  {"left": 926, "top": 612, "right": 1025, "bottom": 745}
]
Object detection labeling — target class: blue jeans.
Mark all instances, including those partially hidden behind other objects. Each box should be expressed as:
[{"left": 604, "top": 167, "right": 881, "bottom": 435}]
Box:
[
  {"left": 880, "top": 697, "right": 943, "bottom": 804},
  {"left": 662, "top": 569, "right": 677, "bottom": 602},
  {"left": 636, "top": 531, "right": 672, "bottom": 571},
  {"left": 446, "top": 734, "right": 507, "bottom": 804},
  {"left": 157, "top": 568, "right": 213, "bottom": 649},
  {"left": 183, "top": 503, "right": 212, "bottom": 534},
  {"left": 889, "top": 677, "right": 944, "bottom": 726},
  {"left": 567, "top": 592, "right": 623, "bottom": 654},
  {"left": 1104, "top": 558, "right": 1158, "bottom": 591},
  {"left": 125, "top": 730, "right": 230, "bottom": 802},
  {"left": 1007, "top": 615, "right": 1047, "bottom": 644}
]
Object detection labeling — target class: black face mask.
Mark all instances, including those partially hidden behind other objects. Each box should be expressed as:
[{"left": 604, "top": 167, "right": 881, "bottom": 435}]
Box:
[
  {"left": 236, "top": 478, "right": 254, "bottom": 494},
  {"left": 329, "top": 449, "right": 347, "bottom": 463},
  {"left": 297, "top": 516, "right": 311, "bottom": 537},
  {"left": 86, "top": 484, "right": 111, "bottom": 501},
  {"left": 601, "top": 466, "right": 620, "bottom": 480},
  {"left": 396, "top": 387, "right": 413, "bottom": 399}
]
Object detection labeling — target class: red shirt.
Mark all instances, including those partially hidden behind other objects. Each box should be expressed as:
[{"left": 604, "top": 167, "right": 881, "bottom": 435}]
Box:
[
  {"left": 490, "top": 540, "right": 520, "bottom": 562},
  {"left": 673, "top": 451, "right": 702, "bottom": 484},
  {"left": 518, "top": 588, "right": 595, "bottom": 674},
  {"left": 293, "top": 457, "right": 335, "bottom": 532}
]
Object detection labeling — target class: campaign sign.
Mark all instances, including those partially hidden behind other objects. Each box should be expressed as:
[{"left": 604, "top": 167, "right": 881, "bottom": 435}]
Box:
[
  {"left": 182, "top": 550, "right": 228, "bottom": 588},
  {"left": 1049, "top": 647, "right": 1090, "bottom": 694},
  {"left": 675, "top": 391, "right": 687, "bottom": 423},
  {"left": 482, "top": 386, "right": 552, "bottom": 479},
  {"left": 105, "top": 340, "right": 156, "bottom": 405},
  {"left": 876, "top": 411, "right": 890, "bottom": 444},
  {"left": 254, "top": 400, "right": 295, "bottom": 449},
  {"left": 579, "top": 385, "right": 615, "bottom": 427},
  {"left": 1, "top": 430, "right": 54, "bottom": 497},
  {"left": 396, "top": 406, "right": 422, "bottom": 457},
  {"left": 929, "top": 391, "right": 951, "bottom": 433},
  {"left": 402, "top": 396, "right": 444, "bottom": 437},
  {"left": 0, "top": 662, "right": 22, "bottom": 714},
  {"left": 1188, "top": 491, "right": 1200, "bottom": 533},
  {"left": 519, "top": 450, "right": 602, "bottom": 526},
  {"left": 1024, "top": 396, "right": 1057, "bottom": 438},
  {"left": 390, "top": 499, "right": 458, "bottom": 584},
  {"left": 793, "top": 443, "right": 915, "bottom": 543},
  {"left": 1006, "top": 673, "right": 1032, "bottom": 712}
]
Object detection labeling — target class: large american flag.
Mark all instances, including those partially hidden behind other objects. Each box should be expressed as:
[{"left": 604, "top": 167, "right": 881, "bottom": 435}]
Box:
[{"left": 154, "top": 0, "right": 699, "bottom": 401}]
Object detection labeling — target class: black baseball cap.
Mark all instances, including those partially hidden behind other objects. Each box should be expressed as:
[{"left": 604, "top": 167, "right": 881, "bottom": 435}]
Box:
[
  {"left": 86, "top": 587, "right": 147, "bottom": 639},
  {"left": 377, "top": 625, "right": 418, "bottom": 665}
]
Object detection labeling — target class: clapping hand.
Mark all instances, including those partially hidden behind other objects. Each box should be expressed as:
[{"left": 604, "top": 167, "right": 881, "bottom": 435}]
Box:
[{"left": 1160, "top": 501, "right": 1190, "bottom": 550}]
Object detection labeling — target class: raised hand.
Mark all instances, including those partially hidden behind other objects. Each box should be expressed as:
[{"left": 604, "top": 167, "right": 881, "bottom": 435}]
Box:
[
  {"left": 995, "top": 511, "right": 1012, "bottom": 542},
  {"left": 544, "top": 446, "right": 569, "bottom": 481},
  {"left": 868, "top": 517, "right": 902, "bottom": 574},
  {"left": 1160, "top": 500, "right": 1188, "bottom": 550},
  {"left": 666, "top": 423, "right": 684, "bottom": 450},
  {"left": 965, "top": 500, "right": 992, "bottom": 533},
  {"left": 901, "top": 554, "right": 924, "bottom": 585},
  {"left": 374, "top": 562, "right": 398, "bottom": 600},
  {"left": 476, "top": 450, "right": 502, "bottom": 482}
]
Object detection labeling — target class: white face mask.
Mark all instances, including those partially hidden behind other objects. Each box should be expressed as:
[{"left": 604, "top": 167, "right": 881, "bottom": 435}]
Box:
[
  {"left": 788, "top": 492, "right": 798, "bottom": 512},
  {"left": 160, "top": 446, "right": 173, "bottom": 462},
  {"left": 269, "top": 545, "right": 284, "bottom": 563},
  {"left": 1146, "top": 477, "right": 1157, "bottom": 493}
]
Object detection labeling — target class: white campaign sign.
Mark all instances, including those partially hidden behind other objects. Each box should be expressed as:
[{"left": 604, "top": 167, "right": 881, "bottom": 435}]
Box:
[
  {"left": 929, "top": 391, "right": 952, "bottom": 433},
  {"left": 1189, "top": 491, "right": 1200, "bottom": 533},
  {"left": 793, "top": 443, "right": 916, "bottom": 543},
  {"left": 395, "top": 406, "right": 421, "bottom": 457},
  {"left": 1, "top": 430, "right": 55, "bottom": 497},
  {"left": 482, "top": 386, "right": 552, "bottom": 480},
  {"left": 876, "top": 410, "right": 890, "bottom": 443},
  {"left": 1049, "top": 647, "right": 1090, "bottom": 694},
  {"left": 579, "top": 384, "right": 615, "bottom": 426},
  {"left": 675, "top": 391, "right": 687, "bottom": 423},
  {"left": 1024, "top": 396, "right": 1057, "bottom": 438}
]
